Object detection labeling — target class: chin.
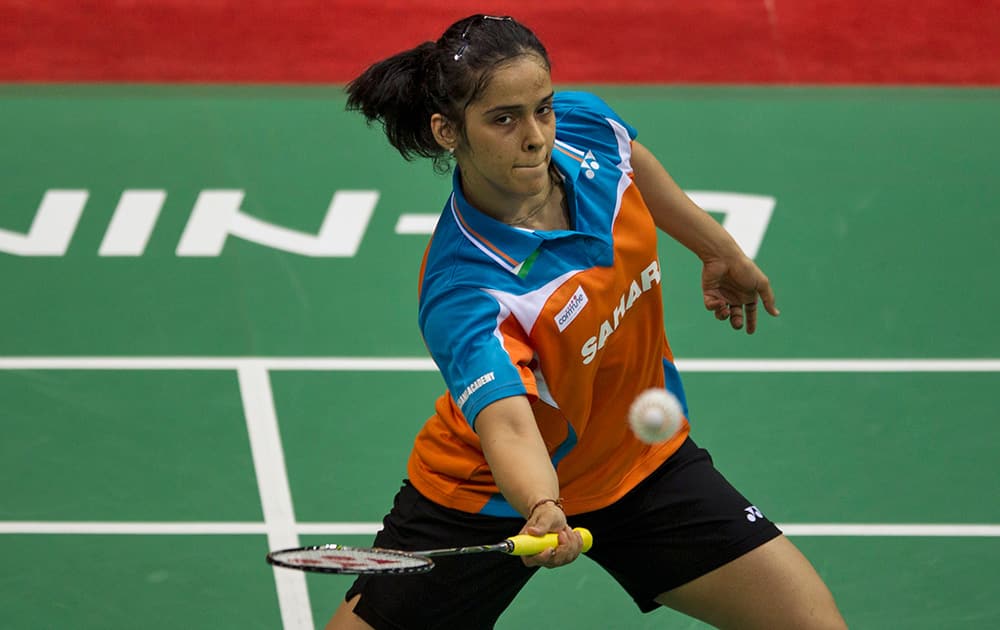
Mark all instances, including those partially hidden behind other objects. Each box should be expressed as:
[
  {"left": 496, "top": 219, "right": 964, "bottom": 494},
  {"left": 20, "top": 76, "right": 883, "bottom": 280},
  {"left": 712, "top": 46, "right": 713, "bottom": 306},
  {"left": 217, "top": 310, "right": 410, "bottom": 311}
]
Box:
[
  {"left": 514, "top": 179, "right": 549, "bottom": 198},
  {"left": 514, "top": 164, "right": 550, "bottom": 185}
]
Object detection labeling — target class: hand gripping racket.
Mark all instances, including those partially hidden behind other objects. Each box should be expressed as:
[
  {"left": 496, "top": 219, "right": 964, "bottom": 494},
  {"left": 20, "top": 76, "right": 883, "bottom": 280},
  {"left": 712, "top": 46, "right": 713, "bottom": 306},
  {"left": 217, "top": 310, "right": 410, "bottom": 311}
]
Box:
[{"left": 266, "top": 527, "right": 593, "bottom": 575}]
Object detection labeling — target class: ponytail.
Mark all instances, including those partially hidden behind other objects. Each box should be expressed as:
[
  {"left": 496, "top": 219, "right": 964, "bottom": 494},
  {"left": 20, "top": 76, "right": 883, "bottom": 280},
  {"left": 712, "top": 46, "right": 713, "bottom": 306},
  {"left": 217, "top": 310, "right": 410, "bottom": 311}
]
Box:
[
  {"left": 346, "top": 15, "right": 551, "bottom": 172},
  {"left": 345, "top": 42, "right": 441, "bottom": 163}
]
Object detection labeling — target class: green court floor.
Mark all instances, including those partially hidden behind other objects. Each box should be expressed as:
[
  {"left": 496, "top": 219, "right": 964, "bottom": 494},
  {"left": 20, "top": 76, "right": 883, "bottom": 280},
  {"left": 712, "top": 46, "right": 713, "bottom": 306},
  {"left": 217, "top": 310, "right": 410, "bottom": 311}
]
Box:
[{"left": 1, "top": 85, "right": 998, "bottom": 628}]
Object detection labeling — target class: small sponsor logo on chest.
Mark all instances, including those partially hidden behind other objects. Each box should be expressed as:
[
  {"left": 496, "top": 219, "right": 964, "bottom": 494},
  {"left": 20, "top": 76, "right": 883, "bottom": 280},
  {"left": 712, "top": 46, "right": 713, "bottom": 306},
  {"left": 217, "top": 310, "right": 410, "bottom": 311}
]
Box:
[{"left": 554, "top": 286, "right": 589, "bottom": 332}]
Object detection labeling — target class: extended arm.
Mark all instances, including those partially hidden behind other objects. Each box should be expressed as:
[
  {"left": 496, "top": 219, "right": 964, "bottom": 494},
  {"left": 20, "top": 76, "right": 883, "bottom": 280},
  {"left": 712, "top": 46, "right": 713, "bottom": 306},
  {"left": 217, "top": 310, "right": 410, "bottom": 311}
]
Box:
[
  {"left": 475, "top": 395, "right": 583, "bottom": 567},
  {"left": 630, "top": 140, "right": 780, "bottom": 333}
]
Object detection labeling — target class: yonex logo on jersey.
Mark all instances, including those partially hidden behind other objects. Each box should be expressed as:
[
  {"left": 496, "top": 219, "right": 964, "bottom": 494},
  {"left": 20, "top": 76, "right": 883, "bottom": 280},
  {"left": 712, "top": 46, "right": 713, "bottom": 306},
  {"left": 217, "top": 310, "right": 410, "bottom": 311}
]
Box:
[
  {"left": 455, "top": 371, "right": 495, "bottom": 410},
  {"left": 582, "top": 151, "right": 600, "bottom": 180},
  {"left": 580, "top": 260, "right": 661, "bottom": 364},
  {"left": 555, "top": 286, "right": 589, "bottom": 332}
]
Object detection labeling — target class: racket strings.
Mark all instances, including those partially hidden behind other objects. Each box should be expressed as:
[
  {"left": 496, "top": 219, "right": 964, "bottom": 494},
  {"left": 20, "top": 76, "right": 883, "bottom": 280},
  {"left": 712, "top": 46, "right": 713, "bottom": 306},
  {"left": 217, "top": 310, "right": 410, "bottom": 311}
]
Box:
[{"left": 267, "top": 545, "right": 433, "bottom": 575}]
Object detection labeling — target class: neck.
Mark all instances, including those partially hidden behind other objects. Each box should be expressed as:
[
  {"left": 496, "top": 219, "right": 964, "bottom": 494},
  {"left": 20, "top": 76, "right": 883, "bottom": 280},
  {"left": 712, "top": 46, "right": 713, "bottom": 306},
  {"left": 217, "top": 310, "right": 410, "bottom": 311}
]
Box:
[
  {"left": 513, "top": 170, "right": 569, "bottom": 231},
  {"left": 460, "top": 167, "right": 569, "bottom": 231},
  {"left": 508, "top": 180, "right": 557, "bottom": 227}
]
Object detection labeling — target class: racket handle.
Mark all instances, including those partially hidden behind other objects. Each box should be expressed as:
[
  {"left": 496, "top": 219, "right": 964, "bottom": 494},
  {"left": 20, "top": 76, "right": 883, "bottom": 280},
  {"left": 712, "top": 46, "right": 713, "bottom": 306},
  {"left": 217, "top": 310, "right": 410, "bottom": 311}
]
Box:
[{"left": 506, "top": 527, "right": 593, "bottom": 555}]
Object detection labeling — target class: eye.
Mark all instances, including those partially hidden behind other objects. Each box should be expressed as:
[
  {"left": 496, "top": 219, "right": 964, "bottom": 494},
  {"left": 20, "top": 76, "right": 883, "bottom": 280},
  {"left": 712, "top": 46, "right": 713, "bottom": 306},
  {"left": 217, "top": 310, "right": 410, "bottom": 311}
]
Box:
[
  {"left": 537, "top": 104, "right": 553, "bottom": 116},
  {"left": 494, "top": 114, "right": 515, "bottom": 126}
]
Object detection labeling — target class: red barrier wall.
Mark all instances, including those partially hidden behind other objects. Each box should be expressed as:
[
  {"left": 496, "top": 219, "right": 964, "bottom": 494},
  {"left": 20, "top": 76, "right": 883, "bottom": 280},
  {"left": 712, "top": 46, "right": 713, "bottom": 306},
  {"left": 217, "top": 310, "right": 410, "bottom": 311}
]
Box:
[{"left": 3, "top": 0, "right": 999, "bottom": 83}]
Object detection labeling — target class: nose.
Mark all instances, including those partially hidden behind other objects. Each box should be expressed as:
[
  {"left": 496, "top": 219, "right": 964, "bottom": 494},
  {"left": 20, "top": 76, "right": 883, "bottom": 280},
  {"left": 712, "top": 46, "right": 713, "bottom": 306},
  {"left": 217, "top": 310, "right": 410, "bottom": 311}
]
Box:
[{"left": 522, "top": 117, "right": 546, "bottom": 153}]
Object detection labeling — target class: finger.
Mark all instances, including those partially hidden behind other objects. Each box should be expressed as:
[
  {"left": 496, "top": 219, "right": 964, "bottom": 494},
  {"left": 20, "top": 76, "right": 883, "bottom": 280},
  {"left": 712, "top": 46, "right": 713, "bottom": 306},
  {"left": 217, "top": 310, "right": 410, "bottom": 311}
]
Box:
[
  {"left": 519, "top": 540, "right": 556, "bottom": 567},
  {"left": 538, "top": 548, "right": 559, "bottom": 569},
  {"left": 545, "top": 548, "right": 563, "bottom": 569},
  {"left": 518, "top": 524, "right": 569, "bottom": 567},
  {"left": 704, "top": 293, "right": 725, "bottom": 311},
  {"left": 557, "top": 527, "right": 581, "bottom": 557},
  {"left": 758, "top": 279, "right": 780, "bottom": 317},
  {"left": 543, "top": 550, "right": 566, "bottom": 568},
  {"left": 541, "top": 544, "right": 572, "bottom": 569},
  {"left": 521, "top": 548, "right": 555, "bottom": 568},
  {"left": 728, "top": 304, "right": 744, "bottom": 330},
  {"left": 745, "top": 301, "right": 758, "bottom": 334},
  {"left": 713, "top": 303, "right": 730, "bottom": 320},
  {"left": 532, "top": 527, "right": 580, "bottom": 567},
  {"left": 542, "top": 530, "right": 570, "bottom": 565},
  {"left": 523, "top": 524, "right": 546, "bottom": 537}
]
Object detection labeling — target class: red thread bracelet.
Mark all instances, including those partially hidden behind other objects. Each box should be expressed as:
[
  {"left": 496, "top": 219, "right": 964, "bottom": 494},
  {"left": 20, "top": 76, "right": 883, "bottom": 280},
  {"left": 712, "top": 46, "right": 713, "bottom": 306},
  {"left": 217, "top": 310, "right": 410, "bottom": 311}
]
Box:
[{"left": 528, "top": 497, "right": 564, "bottom": 519}]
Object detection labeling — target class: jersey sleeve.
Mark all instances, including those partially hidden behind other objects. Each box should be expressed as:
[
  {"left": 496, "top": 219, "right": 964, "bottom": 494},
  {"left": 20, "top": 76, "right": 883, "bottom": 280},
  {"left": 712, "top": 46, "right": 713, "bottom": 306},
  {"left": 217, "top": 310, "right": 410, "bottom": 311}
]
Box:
[
  {"left": 419, "top": 286, "right": 537, "bottom": 427},
  {"left": 553, "top": 91, "right": 638, "bottom": 155}
]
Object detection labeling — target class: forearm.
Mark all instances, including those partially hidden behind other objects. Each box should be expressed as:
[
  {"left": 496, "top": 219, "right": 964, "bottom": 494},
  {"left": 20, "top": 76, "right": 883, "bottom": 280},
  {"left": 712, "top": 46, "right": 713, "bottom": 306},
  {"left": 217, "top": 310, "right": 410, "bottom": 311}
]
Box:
[
  {"left": 631, "top": 140, "right": 743, "bottom": 262},
  {"left": 475, "top": 396, "right": 561, "bottom": 517}
]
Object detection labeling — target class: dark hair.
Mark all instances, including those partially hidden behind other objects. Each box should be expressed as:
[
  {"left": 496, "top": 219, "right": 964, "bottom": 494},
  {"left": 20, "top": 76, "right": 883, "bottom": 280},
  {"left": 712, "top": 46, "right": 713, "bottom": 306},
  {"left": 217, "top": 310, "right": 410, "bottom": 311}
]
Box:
[{"left": 345, "top": 14, "right": 550, "bottom": 172}]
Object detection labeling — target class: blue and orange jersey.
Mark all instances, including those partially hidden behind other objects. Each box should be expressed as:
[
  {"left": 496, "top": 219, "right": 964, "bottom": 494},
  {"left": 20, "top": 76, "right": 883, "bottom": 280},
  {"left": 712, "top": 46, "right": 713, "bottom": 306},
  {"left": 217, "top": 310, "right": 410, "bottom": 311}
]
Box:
[{"left": 409, "top": 92, "right": 690, "bottom": 517}]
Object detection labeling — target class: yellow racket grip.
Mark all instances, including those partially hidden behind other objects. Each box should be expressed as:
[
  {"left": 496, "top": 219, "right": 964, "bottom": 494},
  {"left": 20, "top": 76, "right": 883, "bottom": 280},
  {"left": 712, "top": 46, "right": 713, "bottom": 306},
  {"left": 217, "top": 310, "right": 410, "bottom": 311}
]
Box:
[{"left": 506, "top": 527, "right": 593, "bottom": 555}]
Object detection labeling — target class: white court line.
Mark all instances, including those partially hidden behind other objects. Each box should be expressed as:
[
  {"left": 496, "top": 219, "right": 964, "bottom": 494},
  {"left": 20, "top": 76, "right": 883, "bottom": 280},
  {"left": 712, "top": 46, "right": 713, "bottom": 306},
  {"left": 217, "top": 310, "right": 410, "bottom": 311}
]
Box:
[
  {"left": 1, "top": 357, "right": 999, "bottom": 371},
  {"left": 0, "top": 356, "right": 435, "bottom": 370},
  {"left": 395, "top": 214, "right": 439, "bottom": 234},
  {"left": 4, "top": 354, "right": 998, "bottom": 630},
  {"left": 1, "top": 521, "right": 998, "bottom": 537},
  {"left": 238, "top": 366, "right": 315, "bottom": 630},
  {"left": 0, "top": 522, "right": 269, "bottom": 534},
  {"left": 780, "top": 524, "right": 1000, "bottom": 537}
]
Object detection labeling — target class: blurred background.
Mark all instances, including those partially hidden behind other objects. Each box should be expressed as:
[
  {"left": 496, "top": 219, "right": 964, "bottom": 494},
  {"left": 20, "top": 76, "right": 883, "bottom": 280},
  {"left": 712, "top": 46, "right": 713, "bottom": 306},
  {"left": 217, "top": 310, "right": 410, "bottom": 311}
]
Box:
[{"left": 2, "top": 1, "right": 998, "bottom": 628}]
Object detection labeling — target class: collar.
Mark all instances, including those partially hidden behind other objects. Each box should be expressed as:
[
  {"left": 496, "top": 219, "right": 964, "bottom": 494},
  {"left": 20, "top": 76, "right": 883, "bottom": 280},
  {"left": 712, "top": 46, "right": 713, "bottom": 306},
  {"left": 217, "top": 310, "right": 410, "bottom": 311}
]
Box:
[
  {"left": 551, "top": 138, "right": 587, "bottom": 187},
  {"left": 450, "top": 162, "right": 575, "bottom": 276}
]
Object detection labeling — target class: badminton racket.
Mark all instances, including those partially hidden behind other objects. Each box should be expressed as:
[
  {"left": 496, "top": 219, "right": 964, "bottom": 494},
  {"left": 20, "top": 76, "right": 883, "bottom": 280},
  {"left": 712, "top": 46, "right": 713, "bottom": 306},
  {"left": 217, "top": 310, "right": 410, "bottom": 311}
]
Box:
[{"left": 266, "top": 527, "right": 593, "bottom": 575}]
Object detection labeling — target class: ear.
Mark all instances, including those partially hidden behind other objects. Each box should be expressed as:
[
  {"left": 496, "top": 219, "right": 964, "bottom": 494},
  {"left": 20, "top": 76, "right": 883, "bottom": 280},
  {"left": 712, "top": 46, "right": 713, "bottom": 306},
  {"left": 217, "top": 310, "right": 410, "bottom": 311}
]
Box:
[{"left": 430, "top": 113, "right": 458, "bottom": 152}]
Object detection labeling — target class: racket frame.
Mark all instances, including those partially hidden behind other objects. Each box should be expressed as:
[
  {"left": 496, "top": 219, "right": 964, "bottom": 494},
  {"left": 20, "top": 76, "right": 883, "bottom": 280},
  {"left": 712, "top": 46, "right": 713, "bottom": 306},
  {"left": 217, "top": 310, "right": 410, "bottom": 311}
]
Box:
[
  {"left": 266, "top": 544, "right": 435, "bottom": 575},
  {"left": 266, "top": 528, "right": 590, "bottom": 576}
]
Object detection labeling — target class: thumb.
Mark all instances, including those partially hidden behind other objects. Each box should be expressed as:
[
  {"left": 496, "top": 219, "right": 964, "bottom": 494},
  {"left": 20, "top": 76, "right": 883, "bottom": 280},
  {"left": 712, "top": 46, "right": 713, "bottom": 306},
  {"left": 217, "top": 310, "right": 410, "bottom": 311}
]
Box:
[{"left": 523, "top": 522, "right": 547, "bottom": 536}]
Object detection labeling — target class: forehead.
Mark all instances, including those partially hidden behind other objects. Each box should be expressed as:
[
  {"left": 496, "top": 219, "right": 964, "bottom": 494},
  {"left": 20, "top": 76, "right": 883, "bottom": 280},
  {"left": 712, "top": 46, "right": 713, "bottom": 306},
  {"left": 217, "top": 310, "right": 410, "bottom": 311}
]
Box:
[{"left": 469, "top": 55, "right": 552, "bottom": 110}]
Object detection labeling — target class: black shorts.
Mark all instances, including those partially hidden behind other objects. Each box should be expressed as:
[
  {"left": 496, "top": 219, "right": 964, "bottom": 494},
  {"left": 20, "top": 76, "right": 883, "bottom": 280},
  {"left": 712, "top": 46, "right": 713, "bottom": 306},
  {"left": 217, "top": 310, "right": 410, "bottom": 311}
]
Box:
[{"left": 346, "top": 437, "right": 782, "bottom": 629}]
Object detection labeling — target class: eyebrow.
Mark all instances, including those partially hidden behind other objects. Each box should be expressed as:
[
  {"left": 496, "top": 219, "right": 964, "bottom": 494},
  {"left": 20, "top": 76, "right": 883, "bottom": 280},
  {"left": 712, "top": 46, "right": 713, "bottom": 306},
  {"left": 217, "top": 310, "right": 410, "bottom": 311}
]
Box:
[{"left": 481, "top": 91, "right": 555, "bottom": 116}]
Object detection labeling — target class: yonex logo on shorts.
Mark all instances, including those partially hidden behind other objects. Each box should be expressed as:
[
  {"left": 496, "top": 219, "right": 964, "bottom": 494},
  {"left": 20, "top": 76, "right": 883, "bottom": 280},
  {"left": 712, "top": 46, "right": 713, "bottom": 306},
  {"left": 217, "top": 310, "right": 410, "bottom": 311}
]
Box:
[
  {"left": 555, "top": 286, "right": 589, "bottom": 332},
  {"left": 744, "top": 506, "right": 764, "bottom": 522}
]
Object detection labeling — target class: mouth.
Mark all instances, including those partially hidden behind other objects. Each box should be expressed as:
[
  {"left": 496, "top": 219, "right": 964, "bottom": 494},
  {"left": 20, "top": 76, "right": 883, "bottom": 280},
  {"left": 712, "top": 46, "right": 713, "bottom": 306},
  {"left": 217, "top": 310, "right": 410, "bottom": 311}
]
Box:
[{"left": 514, "top": 159, "right": 549, "bottom": 171}]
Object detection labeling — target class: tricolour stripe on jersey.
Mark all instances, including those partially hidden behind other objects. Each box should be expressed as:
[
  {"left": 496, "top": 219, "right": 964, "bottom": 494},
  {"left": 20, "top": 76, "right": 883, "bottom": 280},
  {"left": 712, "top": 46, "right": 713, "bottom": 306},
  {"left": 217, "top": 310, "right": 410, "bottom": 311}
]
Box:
[
  {"left": 516, "top": 249, "right": 540, "bottom": 278},
  {"left": 554, "top": 140, "right": 585, "bottom": 162},
  {"left": 450, "top": 195, "right": 519, "bottom": 272}
]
